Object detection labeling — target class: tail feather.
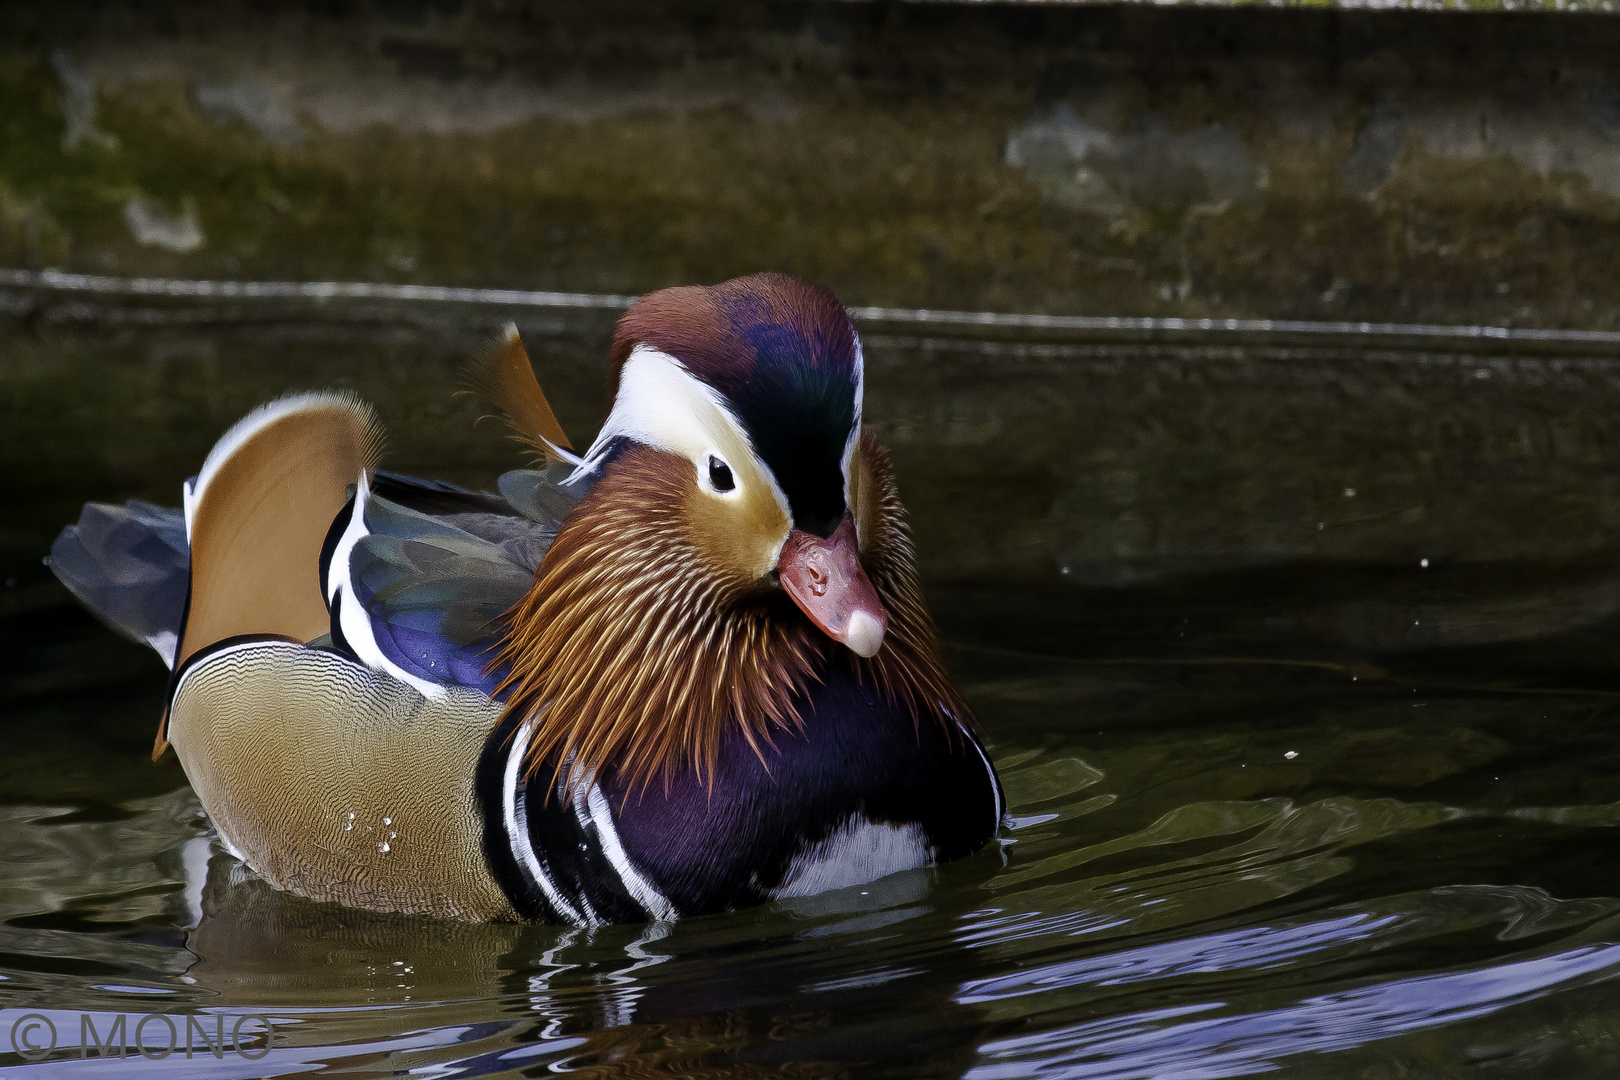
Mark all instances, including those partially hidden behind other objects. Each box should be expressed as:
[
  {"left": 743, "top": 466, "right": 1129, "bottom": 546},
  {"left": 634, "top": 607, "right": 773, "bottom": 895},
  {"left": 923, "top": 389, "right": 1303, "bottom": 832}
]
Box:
[
  {"left": 176, "top": 391, "right": 385, "bottom": 672},
  {"left": 465, "top": 324, "right": 578, "bottom": 465},
  {"left": 154, "top": 392, "right": 383, "bottom": 759},
  {"left": 49, "top": 499, "right": 189, "bottom": 667}
]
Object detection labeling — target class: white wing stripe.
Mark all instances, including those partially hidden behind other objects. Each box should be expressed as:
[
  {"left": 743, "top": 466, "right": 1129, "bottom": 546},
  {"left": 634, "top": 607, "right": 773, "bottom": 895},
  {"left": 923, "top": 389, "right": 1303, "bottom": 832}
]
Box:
[{"left": 330, "top": 475, "right": 446, "bottom": 700}]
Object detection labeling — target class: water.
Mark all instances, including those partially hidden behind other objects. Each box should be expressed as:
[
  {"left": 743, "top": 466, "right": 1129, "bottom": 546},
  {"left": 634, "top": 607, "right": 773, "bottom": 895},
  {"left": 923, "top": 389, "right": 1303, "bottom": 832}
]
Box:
[{"left": 5, "top": 302, "right": 1620, "bottom": 1077}]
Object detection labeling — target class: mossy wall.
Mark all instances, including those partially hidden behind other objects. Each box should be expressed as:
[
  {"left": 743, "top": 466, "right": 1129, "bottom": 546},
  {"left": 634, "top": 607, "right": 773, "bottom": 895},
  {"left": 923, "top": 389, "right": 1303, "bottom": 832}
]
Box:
[{"left": 5, "top": 2, "right": 1620, "bottom": 328}]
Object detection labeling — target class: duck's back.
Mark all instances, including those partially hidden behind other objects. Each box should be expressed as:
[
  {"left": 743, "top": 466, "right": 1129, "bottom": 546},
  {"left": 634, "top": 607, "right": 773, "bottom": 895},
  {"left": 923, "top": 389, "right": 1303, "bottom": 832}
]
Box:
[{"left": 49, "top": 393, "right": 577, "bottom": 921}]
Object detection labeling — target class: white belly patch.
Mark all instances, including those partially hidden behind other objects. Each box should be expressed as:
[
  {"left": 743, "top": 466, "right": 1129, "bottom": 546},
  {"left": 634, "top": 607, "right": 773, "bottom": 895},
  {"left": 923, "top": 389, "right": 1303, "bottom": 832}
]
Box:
[{"left": 771, "top": 818, "right": 933, "bottom": 899}]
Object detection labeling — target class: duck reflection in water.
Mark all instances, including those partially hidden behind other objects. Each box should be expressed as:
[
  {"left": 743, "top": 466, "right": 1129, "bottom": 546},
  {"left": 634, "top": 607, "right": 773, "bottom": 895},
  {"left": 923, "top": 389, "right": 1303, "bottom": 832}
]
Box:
[{"left": 182, "top": 847, "right": 990, "bottom": 1077}]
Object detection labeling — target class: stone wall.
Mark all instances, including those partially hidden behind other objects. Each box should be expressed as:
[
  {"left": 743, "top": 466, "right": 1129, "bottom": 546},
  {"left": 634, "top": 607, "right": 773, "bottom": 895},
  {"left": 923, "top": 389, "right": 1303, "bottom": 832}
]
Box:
[{"left": 5, "top": 2, "right": 1620, "bottom": 328}]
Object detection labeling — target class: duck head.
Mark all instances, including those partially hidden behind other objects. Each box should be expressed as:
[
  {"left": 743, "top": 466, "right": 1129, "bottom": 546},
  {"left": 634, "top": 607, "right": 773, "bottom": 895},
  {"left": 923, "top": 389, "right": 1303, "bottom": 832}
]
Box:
[
  {"left": 496, "top": 273, "right": 967, "bottom": 791},
  {"left": 584, "top": 272, "right": 885, "bottom": 657}
]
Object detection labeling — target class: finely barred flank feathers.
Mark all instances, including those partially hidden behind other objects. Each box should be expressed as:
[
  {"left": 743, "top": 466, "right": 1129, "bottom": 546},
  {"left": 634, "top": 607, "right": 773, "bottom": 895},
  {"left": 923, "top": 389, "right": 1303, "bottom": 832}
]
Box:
[
  {"left": 493, "top": 434, "right": 966, "bottom": 796},
  {"left": 848, "top": 432, "right": 975, "bottom": 743},
  {"left": 493, "top": 445, "right": 825, "bottom": 796}
]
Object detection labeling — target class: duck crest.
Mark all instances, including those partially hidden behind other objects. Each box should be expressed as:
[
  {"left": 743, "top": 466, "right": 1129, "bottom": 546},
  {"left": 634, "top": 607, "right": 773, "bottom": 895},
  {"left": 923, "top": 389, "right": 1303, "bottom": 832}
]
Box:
[{"left": 493, "top": 431, "right": 970, "bottom": 797}]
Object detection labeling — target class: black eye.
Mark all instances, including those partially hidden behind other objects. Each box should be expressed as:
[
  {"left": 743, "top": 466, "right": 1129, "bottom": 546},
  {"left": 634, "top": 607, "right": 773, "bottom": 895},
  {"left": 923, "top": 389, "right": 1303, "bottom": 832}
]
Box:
[{"left": 708, "top": 456, "right": 735, "bottom": 492}]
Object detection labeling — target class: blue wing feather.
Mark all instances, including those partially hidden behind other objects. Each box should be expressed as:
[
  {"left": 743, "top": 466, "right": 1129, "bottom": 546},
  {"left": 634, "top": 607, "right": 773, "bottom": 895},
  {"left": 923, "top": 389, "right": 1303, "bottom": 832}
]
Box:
[
  {"left": 49, "top": 499, "right": 190, "bottom": 666},
  {"left": 497, "top": 464, "right": 585, "bottom": 527},
  {"left": 343, "top": 468, "right": 582, "bottom": 697},
  {"left": 48, "top": 462, "right": 586, "bottom": 689}
]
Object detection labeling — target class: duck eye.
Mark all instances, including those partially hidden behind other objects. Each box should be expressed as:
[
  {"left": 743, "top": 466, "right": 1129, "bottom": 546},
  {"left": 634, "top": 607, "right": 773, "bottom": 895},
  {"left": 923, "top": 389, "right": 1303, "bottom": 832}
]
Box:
[{"left": 708, "top": 456, "right": 735, "bottom": 493}]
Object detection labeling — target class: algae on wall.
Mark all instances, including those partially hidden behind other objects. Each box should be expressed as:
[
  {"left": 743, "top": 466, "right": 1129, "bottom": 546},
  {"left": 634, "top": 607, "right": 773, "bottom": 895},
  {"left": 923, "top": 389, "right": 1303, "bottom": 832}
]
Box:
[{"left": 4, "top": 1, "right": 1620, "bottom": 328}]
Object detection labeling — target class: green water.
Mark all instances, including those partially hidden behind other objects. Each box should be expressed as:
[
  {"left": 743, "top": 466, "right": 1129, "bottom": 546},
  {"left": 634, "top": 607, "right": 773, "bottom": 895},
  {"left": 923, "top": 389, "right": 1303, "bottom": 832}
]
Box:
[{"left": 4, "top": 306, "right": 1620, "bottom": 1077}]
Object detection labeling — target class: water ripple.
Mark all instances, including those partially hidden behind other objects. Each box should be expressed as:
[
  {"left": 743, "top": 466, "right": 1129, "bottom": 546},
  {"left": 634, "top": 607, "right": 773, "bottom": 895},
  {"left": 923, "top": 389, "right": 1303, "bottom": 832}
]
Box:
[{"left": 969, "top": 943, "right": 1620, "bottom": 1080}]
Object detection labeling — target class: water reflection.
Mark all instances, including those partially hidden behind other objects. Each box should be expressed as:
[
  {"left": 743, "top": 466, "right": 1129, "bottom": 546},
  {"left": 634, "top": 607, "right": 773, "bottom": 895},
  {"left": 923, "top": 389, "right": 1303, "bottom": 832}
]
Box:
[
  {"left": 157, "top": 847, "right": 985, "bottom": 1076},
  {"left": 968, "top": 938, "right": 1620, "bottom": 1080},
  {"left": 6, "top": 743, "right": 1617, "bottom": 1075},
  {"left": 0, "top": 1007, "right": 499, "bottom": 1079},
  {"left": 959, "top": 912, "right": 1398, "bottom": 1003},
  {"left": 962, "top": 883, "right": 1619, "bottom": 1005}
]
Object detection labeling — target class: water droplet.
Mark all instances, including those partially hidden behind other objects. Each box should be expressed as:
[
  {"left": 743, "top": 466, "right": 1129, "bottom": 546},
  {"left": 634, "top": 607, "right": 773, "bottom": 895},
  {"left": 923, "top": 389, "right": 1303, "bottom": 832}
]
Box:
[
  {"left": 343, "top": 822, "right": 352, "bottom": 831},
  {"left": 378, "top": 841, "right": 390, "bottom": 853},
  {"left": 383, "top": 817, "right": 392, "bottom": 826},
  {"left": 347, "top": 812, "right": 356, "bottom": 820}
]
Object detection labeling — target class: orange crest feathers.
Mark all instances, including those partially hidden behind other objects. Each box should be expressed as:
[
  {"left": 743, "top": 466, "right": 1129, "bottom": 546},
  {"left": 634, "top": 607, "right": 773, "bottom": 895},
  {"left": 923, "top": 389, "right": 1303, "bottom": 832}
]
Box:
[{"left": 492, "top": 445, "right": 823, "bottom": 797}]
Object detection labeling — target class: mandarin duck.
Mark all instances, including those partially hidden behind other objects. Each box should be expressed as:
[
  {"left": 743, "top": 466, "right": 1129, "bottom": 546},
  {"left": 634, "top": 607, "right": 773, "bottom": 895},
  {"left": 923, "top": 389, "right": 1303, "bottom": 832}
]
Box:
[{"left": 48, "top": 273, "right": 1004, "bottom": 925}]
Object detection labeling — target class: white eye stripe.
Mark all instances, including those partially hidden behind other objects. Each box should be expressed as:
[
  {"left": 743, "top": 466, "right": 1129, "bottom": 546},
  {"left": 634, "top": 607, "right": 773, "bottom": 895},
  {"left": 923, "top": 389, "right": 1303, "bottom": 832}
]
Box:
[{"left": 573, "top": 345, "right": 790, "bottom": 515}]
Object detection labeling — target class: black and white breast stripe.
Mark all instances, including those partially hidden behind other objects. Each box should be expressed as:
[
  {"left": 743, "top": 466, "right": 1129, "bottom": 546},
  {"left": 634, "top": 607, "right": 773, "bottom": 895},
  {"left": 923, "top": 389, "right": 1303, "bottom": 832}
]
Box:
[
  {"left": 948, "top": 706, "right": 1006, "bottom": 833},
  {"left": 478, "top": 717, "right": 679, "bottom": 927},
  {"left": 964, "top": 724, "right": 1005, "bottom": 831},
  {"left": 499, "top": 720, "right": 590, "bottom": 925}
]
